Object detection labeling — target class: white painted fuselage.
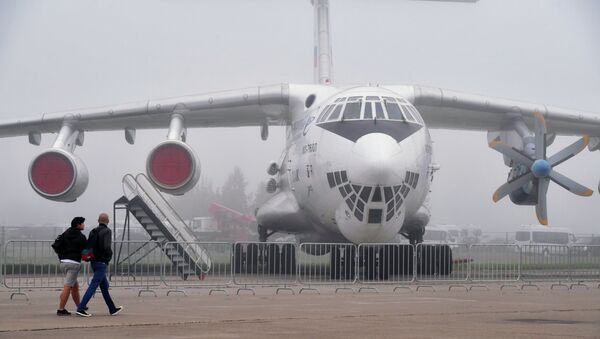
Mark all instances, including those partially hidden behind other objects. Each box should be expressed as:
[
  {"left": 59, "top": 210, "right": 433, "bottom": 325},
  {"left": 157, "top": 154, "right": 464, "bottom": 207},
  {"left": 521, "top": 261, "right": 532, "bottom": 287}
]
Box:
[{"left": 257, "top": 85, "right": 433, "bottom": 244}]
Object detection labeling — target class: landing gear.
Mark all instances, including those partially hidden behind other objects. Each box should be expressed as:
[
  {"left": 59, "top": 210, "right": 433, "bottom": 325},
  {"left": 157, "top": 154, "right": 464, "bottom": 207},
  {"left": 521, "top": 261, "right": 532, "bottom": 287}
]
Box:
[
  {"left": 358, "top": 244, "right": 414, "bottom": 281},
  {"left": 232, "top": 242, "right": 296, "bottom": 275},
  {"left": 330, "top": 245, "right": 355, "bottom": 280}
]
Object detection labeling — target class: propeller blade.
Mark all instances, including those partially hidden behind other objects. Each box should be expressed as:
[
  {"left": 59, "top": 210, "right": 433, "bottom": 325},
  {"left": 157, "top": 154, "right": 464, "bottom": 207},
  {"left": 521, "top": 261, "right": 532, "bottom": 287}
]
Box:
[
  {"left": 533, "top": 111, "right": 547, "bottom": 160},
  {"left": 549, "top": 170, "right": 594, "bottom": 197},
  {"left": 549, "top": 135, "right": 590, "bottom": 167},
  {"left": 536, "top": 178, "right": 549, "bottom": 225},
  {"left": 489, "top": 141, "right": 534, "bottom": 167},
  {"left": 493, "top": 171, "right": 534, "bottom": 202}
]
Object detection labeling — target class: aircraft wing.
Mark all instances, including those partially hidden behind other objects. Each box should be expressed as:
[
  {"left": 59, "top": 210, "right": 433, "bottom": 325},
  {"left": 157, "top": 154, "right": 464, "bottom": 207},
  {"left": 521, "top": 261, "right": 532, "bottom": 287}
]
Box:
[
  {"left": 398, "top": 85, "right": 600, "bottom": 144},
  {"left": 0, "top": 84, "right": 290, "bottom": 139}
]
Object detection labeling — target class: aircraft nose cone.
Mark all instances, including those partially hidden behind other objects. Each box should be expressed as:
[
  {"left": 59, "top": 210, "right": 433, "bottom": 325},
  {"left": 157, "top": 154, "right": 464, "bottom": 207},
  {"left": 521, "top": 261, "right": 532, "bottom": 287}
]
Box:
[
  {"left": 351, "top": 133, "right": 402, "bottom": 184},
  {"left": 531, "top": 159, "right": 552, "bottom": 178}
]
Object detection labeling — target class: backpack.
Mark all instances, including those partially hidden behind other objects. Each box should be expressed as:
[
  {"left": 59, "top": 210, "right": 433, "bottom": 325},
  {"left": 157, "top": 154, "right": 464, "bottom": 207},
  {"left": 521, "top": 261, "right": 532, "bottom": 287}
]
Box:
[
  {"left": 51, "top": 232, "right": 66, "bottom": 256},
  {"left": 81, "top": 228, "right": 98, "bottom": 262}
]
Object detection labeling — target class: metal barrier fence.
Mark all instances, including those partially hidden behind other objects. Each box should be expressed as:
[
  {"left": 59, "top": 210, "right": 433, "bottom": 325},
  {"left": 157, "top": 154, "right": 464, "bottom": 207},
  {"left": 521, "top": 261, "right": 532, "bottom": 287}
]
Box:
[
  {"left": 469, "top": 244, "right": 520, "bottom": 283},
  {"left": 3, "top": 240, "right": 67, "bottom": 291},
  {"left": 298, "top": 243, "right": 356, "bottom": 293},
  {"left": 232, "top": 242, "right": 297, "bottom": 294},
  {"left": 162, "top": 242, "right": 232, "bottom": 295},
  {"left": 2, "top": 241, "right": 600, "bottom": 297},
  {"left": 110, "top": 240, "right": 164, "bottom": 296},
  {"left": 415, "top": 244, "right": 469, "bottom": 284}
]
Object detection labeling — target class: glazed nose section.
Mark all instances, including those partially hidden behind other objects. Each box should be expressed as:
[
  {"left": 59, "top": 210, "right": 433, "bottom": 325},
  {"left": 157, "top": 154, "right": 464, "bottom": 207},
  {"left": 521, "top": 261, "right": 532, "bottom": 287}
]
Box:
[{"left": 352, "top": 133, "right": 402, "bottom": 184}]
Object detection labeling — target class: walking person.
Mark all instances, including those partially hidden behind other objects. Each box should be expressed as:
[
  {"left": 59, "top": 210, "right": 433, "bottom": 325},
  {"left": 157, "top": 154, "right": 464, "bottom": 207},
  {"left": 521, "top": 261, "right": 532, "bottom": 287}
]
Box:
[
  {"left": 56, "top": 217, "right": 87, "bottom": 316},
  {"left": 76, "top": 213, "right": 123, "bottom": 317}
]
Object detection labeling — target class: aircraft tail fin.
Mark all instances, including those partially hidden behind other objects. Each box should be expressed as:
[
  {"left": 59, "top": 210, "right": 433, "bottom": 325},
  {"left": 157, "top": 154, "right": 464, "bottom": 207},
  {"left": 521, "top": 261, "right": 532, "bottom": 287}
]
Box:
[{"left": 312, "top": 0, "right": 333, "bottom": 85}]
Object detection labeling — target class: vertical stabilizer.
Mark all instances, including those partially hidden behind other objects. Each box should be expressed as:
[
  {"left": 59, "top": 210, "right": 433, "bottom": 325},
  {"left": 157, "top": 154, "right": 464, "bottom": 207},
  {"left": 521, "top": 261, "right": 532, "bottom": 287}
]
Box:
[{"left": 312, "top": 0, "right": 333, "bottom": 85}]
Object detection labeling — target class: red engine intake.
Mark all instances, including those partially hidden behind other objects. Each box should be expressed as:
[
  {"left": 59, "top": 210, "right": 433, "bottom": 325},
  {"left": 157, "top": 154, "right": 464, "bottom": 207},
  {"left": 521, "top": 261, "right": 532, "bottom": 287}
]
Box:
[
  {"left": 146, "top": 140, "right": 200, "bottom": 195},
  {"left": 28, "top": 149, "right": 89, "bottom": 202}
]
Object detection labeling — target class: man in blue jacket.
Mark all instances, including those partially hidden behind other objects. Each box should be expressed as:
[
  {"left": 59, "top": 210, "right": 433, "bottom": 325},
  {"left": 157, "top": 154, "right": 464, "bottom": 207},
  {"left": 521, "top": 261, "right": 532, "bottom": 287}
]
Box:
[
  {"left": 57, "top": 216, "right": 87, "bottom": 316},
  {"left": 76, "top": 213, "right": 123, "bottom": 317}
]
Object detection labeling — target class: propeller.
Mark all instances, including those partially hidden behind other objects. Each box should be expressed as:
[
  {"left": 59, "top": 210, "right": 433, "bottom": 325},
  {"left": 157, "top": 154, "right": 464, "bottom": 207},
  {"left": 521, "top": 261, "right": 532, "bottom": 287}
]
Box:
[{"left": 489, "top": 112, "right": 593, "bottom": 225}]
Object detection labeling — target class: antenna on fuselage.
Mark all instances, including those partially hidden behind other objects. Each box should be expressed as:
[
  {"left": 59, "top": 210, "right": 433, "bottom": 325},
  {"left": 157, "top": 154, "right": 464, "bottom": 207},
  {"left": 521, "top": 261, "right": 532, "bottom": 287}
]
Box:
[{"left": 312, "top": 0, "right": 333, "bottom": 85}]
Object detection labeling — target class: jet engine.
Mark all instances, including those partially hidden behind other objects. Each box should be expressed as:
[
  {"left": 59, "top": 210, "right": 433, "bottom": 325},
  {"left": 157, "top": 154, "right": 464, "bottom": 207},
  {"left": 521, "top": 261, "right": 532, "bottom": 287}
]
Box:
[
  {"left": 28, "top": 148, "right": 89, "bottom": 202},
  {"left": 146, "top": 140, "right": 200, "bottom": 195}
]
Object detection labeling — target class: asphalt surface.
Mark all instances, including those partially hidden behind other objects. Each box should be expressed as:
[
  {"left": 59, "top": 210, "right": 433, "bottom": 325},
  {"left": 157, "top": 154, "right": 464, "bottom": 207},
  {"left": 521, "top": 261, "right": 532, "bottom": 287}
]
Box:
[{"left": 0, "top": 284, "right": 599, "bottom": 338}]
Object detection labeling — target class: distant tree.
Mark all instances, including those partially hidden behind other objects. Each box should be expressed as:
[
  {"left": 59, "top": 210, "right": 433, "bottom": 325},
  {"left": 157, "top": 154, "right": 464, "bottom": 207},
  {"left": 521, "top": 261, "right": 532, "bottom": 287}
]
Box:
[
  {"left": 219, "top": 166, "right": 249, "bottom": 213},
  {"left": 169, "top": 177, "right": 221, "bottom": 219}
]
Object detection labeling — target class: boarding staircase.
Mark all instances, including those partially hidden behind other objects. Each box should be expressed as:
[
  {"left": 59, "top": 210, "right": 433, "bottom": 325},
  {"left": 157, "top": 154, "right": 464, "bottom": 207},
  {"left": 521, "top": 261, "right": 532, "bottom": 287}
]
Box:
[{"left": 119, "top": 173, "right": 212, "bottom": 279}]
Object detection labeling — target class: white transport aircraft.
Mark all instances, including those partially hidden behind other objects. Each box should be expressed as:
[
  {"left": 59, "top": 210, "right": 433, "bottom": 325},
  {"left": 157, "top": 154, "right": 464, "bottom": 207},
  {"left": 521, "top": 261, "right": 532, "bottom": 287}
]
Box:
[{"left": 0, "top": 1, "right": 599, "bottom": 274}]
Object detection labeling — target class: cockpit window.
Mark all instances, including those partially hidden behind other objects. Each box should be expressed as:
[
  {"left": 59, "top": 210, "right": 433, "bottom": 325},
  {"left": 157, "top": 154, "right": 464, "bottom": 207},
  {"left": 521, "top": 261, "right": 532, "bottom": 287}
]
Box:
[
  {"left": 316, "top": 95, "right": 424, "bottom": 125},
  {"left": 384, "top": 99, "right": 404, "bottom": 121},
  {"left": 363, "top": 102, "right": 373, "bottom": 119},
  {"left": 327, "top": 104, "right": 343, "bottom": 121},
  {"left": 401, "top": 105, "right": 416, "bottom": 123},
  {"left": 374, "top": 102, "right": 385, "bottom": 119},
  {"left": 343, "top": 99, "right": 362, "bottom": 120},
  {"left": 317, "top": 104, "right": 334, "bottom": 123}
]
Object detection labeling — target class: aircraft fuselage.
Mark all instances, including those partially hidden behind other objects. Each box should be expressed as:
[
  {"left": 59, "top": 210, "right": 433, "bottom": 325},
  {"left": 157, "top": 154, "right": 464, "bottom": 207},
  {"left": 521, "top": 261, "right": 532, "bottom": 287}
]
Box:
[{"left": 257, "top": 86, "right": 433, "bottom": 244}]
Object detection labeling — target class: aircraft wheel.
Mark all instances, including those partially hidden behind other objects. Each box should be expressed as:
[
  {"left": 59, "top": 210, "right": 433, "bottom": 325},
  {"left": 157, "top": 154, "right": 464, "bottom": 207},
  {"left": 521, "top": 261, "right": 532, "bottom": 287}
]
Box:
[
  {"left": 281, "top": 244, "right": 296, "bottom": 275},
  {"left": 436, "top": 245, "right": 453, "bottom": 275},
  {"left": 399, "top": 244, "right": 414, "bottom": 277},
  {"left": 267, "top": 244, "right": 281, "bottom": 274},
  {"left": 329, "top": 245, "right": 341, "bottom": 280},
  {"left": 247, "top": 243, "right": 259, "bottom": 274},
  {"left": 378, "top": 246, "right": 392, "bottom": 280},
  {"left": 233, "top": 243, "right": 243, "bottom": 274},
  {"left": 361, "top": 246, "right": 377, "bottom": 281},
  {"left": 418, "top": 245, "right": 435, "bottom": 275},
  {"left": 343, "top": 246, "right": 356, "bottom": 280}
]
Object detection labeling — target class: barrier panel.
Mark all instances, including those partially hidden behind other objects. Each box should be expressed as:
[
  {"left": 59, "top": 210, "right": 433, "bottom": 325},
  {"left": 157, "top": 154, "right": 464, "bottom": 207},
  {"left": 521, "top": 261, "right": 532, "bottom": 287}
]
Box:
[
  {"left": 298, "top": 243, "right": 356, "bottom": 289},
  {"left": 162, "top": 242, "right": 232, "bottom": 292},
  {"left": 232, "top": 242, "right": 297, "bottom": 291},
  {"left": 357, "top": 244, "right": 414, "bottom": 285},
  {"left": 519, "top": 245, "right": 570, "bottom": 283},
  {"left": 415, "top": 243, "right": 469, "bottom": 284},
  {"left": 109, "top": 240, "right": 164, "bottom": 294},
  {"left": 469, "top": 244, "right": 520, "bottom": 283},
  {"left": 568, "top": 245, "right": 600, "bottom": 283},
  {"left": 3, "top": 240, "right": 69, "bottom": 293}
]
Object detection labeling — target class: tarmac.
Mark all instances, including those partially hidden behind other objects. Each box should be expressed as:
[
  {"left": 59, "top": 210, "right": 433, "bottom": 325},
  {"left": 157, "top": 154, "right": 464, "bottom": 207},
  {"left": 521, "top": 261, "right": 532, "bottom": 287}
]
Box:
[{"left": 0, "top": 284, "right": 599, "bottom": 338}]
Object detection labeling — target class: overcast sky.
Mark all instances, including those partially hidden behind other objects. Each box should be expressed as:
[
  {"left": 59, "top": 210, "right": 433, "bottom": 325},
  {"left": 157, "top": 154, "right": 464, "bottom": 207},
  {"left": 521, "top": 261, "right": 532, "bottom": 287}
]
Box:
[{"left": 0, "top": 0, "right": 598, "bottom": 233}]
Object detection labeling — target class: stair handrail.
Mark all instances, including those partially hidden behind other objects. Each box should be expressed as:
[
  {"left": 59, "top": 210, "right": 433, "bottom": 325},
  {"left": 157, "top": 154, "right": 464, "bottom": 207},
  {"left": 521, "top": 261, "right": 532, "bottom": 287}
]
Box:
[{"left": 122, "top": 174, "right": 211, "bottom": 272}]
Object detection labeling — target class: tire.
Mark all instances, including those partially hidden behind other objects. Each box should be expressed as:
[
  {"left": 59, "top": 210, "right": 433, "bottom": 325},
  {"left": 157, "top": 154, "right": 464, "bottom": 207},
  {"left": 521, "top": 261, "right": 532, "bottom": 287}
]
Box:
[
  {"left": 343, "top": 246, "right": 356, "bottom": 281},
  {"left": 399, "top": 245, "right": 414, "bottom": 277},
  {"left": 247, "top": 243, "right": 259, "bottom": 274},
  {"left": 233, "top": 243, "right": 243, "bottom": 274},
  {"left": 267, "top": 244, "right": 281, "bottom": 274},
  {"left": 281, "top": 244, "right": 296, "bottom": 275},
  {"left": 329, "top": 245, "right": 340, "bottom": 280},
  {"left": 378, "top": 246, "right": 394, "bottom": 280},
  {"left": 437, "top": 245, "right": 453, "bottom": 275},
  {"left": 417, "top": 245, "right": 435, "bottom": 276},
  {"left": 361, "top": 246, "right": 377, "bottom": 281}
]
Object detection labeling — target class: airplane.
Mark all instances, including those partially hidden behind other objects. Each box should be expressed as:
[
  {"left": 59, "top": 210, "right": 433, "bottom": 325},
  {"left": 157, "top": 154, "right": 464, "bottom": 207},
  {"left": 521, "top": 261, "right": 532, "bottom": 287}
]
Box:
[{"left": 0, "top": 0, "right": 599, "bottom": 275}]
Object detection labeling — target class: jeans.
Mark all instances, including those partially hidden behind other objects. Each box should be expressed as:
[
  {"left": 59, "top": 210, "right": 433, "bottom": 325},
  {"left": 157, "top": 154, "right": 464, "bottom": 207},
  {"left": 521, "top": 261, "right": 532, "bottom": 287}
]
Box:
[{"left": 78, "top": 262, "right": 117, "bottom": 313}]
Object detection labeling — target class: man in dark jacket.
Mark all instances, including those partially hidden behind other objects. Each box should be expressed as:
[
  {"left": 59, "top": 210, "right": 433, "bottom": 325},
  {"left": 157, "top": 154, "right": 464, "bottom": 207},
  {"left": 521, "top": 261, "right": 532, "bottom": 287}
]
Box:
[
  {"left": 76, "top": 213, "right": 123, "bottom": 317},
  {"left": 57, "top": 216, "right": 87, "bottom": 316}
]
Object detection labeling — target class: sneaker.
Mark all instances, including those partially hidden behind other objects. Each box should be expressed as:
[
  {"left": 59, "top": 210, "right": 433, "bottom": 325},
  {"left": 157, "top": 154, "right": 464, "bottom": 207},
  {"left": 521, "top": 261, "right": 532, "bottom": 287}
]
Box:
[
  {"left": 110, "top": 306, "right": 123, "bottom": 316},
  {"left": 57, "top": 309, "right": 71, "bottom": 316},
  {"left": 76, "top": 310, "right": 92, "bottom": 317}
]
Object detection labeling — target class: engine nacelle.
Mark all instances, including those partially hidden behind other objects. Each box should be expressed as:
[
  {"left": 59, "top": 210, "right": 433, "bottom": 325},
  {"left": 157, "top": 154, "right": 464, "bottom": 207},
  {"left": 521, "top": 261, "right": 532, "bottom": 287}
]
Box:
[
  {"left": 146, "top": 140, "right": 200, "bottom": 195},
  {"left": 28, "top": 149, "right": 89, "bottom": 202}
]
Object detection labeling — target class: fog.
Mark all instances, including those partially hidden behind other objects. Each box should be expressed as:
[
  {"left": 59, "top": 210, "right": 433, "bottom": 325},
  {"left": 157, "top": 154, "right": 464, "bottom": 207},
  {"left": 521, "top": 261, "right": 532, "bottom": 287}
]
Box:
[{"left": 0, "top": 0, "right": 598, "bottom": 233}]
